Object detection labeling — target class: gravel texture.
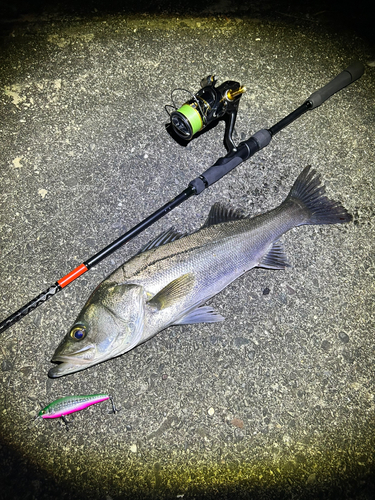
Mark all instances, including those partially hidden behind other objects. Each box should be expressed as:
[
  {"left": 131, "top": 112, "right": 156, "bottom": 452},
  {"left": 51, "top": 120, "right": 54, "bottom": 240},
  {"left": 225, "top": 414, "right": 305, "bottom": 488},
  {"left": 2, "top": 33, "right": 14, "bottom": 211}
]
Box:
[{"left": 0, "top": 1, "right": 374, "bottom": 499}]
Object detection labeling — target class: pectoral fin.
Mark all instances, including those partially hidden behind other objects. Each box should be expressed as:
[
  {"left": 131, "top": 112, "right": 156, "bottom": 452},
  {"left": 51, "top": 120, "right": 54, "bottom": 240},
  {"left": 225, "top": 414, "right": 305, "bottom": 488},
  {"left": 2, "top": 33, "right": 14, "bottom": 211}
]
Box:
[{"left": 148, "top": 273, "right": 196, "bottom": 310}]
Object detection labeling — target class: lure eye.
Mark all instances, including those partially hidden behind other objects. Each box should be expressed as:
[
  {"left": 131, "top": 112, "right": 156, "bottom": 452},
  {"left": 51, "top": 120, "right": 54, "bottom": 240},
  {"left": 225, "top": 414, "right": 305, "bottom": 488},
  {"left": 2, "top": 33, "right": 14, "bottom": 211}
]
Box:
[{"left": 70, "top": 325, "right": 86, "bottom": 341}]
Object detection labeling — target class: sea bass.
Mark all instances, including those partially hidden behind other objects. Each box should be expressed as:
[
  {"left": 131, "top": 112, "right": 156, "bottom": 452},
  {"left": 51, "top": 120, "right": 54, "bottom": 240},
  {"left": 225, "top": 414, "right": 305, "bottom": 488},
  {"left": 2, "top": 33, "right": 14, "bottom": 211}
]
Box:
[{"left": 49, "top": 166, "right": 351, "bottom": 377}]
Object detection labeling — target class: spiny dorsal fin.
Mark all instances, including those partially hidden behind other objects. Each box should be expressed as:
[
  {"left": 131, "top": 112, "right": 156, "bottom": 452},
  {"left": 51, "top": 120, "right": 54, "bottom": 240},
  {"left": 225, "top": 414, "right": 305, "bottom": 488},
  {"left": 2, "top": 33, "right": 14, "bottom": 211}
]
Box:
[
  {"left": 147, "top": 273, "right": 195, "bottom": 310},
  {"left": 202, "top": 202, "right": 246, "bottom": 228},
  {"left": 138, "top": 227, "right": 188, "bottom": 254},
  {"left": 258, "top": 240, "right": 290, "bottom": 270}
]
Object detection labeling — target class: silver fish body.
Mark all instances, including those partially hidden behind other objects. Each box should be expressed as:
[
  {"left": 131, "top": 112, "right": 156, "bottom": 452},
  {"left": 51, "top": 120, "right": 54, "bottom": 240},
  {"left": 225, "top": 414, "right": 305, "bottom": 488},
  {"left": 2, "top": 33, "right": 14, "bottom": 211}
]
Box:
[{"left": 49, "top": 166, "right": 351, "bottom": 377}]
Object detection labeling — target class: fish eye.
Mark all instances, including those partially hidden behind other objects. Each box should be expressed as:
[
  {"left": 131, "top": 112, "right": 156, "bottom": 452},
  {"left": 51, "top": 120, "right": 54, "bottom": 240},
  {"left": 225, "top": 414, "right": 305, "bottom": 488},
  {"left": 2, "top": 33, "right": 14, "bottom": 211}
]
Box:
[{"left": 70, "top": 325, "right": 86, "bottom": 341}]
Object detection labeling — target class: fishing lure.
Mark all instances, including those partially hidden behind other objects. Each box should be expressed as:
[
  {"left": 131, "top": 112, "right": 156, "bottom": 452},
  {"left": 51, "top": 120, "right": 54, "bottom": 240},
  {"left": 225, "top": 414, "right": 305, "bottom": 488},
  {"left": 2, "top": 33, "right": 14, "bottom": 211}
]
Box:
[{"left": 36, "top": 393, "right": 117, "bottom": 428}]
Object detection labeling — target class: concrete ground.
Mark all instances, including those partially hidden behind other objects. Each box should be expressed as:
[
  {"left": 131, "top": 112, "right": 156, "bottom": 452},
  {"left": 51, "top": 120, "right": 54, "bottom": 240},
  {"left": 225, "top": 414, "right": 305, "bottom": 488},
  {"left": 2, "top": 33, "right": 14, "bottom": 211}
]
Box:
[{"left": 0, "top": 1, "right": 374, "bottom": 499}]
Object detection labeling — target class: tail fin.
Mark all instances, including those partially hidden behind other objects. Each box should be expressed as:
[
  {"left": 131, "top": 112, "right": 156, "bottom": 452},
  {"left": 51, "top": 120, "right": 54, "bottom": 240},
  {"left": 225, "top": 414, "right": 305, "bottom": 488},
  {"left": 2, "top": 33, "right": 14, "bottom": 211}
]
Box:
[{"left": 286, "top": 166, "right": 352, "bottom": 225}]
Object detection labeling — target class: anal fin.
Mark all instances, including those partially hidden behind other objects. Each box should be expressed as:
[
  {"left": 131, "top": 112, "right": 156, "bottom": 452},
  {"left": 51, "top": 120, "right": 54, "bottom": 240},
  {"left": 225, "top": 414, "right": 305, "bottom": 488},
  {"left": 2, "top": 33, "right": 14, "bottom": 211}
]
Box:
[
  {"left": 173, "top": 306, "right": 225, "bottom": 325},
  {"left": 258, "top": 240, "right": 290, "bottom": 270}
]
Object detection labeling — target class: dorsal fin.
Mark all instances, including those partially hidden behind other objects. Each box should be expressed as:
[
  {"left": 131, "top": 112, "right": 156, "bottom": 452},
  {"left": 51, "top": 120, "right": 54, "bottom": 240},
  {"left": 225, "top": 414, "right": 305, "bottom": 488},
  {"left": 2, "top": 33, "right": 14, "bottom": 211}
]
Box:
[
  {"left": 138, "top": 227, "right": 188, "bottom": 254},
  {"left": 202, "top": 202, "right": 246, "bottom": 228}
]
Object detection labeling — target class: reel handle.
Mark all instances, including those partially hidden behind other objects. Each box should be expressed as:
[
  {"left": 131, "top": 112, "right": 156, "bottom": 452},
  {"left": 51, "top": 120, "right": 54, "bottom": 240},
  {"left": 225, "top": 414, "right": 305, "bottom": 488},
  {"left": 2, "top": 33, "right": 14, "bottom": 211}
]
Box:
[{"left": 307, "top": 61, "right": 364, "bottom": 109}]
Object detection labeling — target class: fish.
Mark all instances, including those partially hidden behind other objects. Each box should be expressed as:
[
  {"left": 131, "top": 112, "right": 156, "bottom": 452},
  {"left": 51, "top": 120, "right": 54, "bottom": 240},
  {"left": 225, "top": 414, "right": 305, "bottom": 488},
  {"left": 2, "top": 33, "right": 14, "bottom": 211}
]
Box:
[{"left": 49, "top": 166, "right": 351, "bottom": 378}]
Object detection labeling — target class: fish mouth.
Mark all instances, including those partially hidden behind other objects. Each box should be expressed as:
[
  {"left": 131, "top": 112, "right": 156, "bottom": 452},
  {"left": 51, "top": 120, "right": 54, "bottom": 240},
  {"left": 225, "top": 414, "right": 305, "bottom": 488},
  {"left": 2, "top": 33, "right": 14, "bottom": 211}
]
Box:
[
  {"left": 49, "top": 347, "right": 97, "bottom": 378},
  {"left": 48, "top": 360, "right": 90, "bottom": 378}
]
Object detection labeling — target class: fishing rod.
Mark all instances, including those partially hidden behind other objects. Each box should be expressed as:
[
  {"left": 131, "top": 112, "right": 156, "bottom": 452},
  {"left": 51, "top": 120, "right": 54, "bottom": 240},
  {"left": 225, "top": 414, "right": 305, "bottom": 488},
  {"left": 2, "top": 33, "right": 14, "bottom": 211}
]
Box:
[{"left": 0, "top": 61, "right": 364, "bottom": 335}]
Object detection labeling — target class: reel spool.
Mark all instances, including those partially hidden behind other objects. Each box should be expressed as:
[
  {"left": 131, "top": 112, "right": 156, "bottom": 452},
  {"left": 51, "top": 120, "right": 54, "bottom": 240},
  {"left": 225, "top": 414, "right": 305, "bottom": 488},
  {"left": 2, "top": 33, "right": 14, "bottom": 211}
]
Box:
[{"left": 167, "top": 75, "right": 246, "bottom": 152}]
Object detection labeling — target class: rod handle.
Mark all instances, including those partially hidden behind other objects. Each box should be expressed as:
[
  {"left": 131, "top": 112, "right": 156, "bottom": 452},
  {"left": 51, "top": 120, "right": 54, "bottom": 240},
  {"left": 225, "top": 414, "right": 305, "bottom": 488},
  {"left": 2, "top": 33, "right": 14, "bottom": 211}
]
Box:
[
  {"left": 307, "top": 61, "right": 364, "bottom": 109},
  {"left": 189, "top": 130, "right": 271, "bottom": 194}
]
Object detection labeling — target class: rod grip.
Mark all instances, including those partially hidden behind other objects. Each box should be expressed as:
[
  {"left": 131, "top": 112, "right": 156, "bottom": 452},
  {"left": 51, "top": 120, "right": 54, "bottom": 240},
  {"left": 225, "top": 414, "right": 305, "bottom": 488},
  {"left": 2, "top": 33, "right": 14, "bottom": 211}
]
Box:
[
  {"left": 307, "top": 61, "right": 364, "bottom": 109},
  {"left": 189, "top": 130, "right": 272, "bottom": 194}
]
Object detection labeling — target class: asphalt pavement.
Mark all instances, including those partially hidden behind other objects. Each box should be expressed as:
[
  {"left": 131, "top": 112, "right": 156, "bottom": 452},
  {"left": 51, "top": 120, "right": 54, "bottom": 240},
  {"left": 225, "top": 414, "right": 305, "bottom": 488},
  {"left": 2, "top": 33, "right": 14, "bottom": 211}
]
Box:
[{"left": 0, "top": 1, "right": 374, "bottom": 499}]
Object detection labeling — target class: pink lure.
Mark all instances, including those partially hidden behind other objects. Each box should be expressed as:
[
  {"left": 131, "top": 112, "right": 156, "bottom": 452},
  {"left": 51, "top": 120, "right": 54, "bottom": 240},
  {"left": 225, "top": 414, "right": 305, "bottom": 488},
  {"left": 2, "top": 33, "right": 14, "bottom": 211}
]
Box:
[{"left": 38, "top": 394, "right": 113, "bottom": 419}]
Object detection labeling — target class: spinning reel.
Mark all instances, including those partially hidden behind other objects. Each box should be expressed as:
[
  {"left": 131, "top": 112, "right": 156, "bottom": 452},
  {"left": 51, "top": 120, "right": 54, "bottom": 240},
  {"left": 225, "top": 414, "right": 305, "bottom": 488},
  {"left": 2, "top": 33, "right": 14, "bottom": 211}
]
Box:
[{"left": 166, "top": 75, "right": 246, "bottom": 153}]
